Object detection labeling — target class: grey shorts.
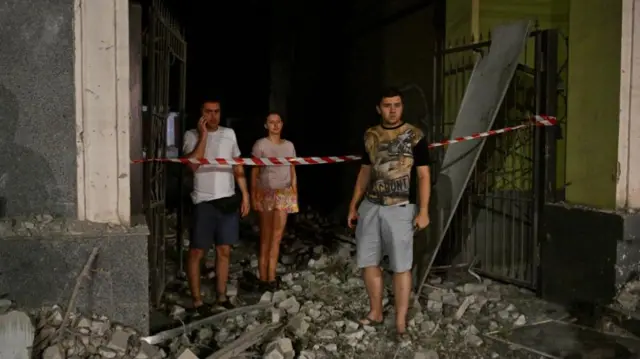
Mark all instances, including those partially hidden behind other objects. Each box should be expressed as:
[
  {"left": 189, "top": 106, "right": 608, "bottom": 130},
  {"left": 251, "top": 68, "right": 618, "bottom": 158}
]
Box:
[{"left": 355, "top": 199, "right": 416, "bottom": 273}]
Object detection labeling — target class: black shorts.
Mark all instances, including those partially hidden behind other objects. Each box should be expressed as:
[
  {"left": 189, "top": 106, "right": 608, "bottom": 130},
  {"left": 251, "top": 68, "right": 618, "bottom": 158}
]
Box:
[{"left": 191, "top": 200, "right": 240, "bottom": 249}]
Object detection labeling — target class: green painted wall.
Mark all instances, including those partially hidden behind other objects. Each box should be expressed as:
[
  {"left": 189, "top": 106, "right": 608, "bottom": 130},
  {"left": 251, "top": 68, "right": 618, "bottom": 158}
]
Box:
[
  {"left": 564, "top": 0, "right": 621, "bottom": 209},
  {"left": 445, "top": 0, "right": 625, "bottom": 209},
  {"left": 478, "top": 0, "right": 570, "bottom": 195},
  {"left": 446, "top": 0, "right": 471, "bottom": 43}
]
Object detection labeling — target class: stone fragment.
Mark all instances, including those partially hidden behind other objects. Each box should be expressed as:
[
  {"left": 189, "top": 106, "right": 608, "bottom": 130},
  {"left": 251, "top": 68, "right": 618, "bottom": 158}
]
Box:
[
  {"left": 427, "top": 300, "right": 443, "bottom": 313},
  {"left": 263, "top": 350, "right": 285, "bottom": 359},
  {"left": 462, "top": 283, "right": 487, "bottom": 295},
  {"left": 107, "top": 329, "right": 131, "bottom": 354},
  {"left": 227, "top": 280, "right": 239, "bottom": 297},
  {"left": 0, "top": 310, "right": 35, "bottom": 359},
  {"left": 98, "top": 346, "right": 118, "bottom": 358},
  {"left": 414, "top": 350, "right": 439, "bottom": 359},
  {"left": 271, "top": 308, "right": 284, "bottom": 323},
  {"left": 42, "top": 345, "right": 64, "bottom": 359},
  {"left": 90, "top": 319, "right": 109, "bottom": 336},
  {"left": 317, "top": 329, "right": 337, "bottom": 340},
  {"left": 324, "top": 343, "right": 338, "bottom": 352},
  {"left": 260, "top": 291, "right": 274, "bottom": 303},
  {"left": 272, "top": 290, "right": 288, "bottom": 304},
  {"left": 279, "top": 296, "right": 301, "bottom": 314},
  {"left": 265, "top": 337, "right": 295, "bottom": 359},
  {"left": 176, "top": 348, "right": 199, "bottom": 359},
  {"left": 170, "top": 305, "right": 186, "bottom": 318},
  {"left": 514, "top": 314, "right": 527, "bottom": 326},
  {"left": 298, "top": 350, "right": 316, "bottom": 359},
  {"left": 0, "top": 299, "right": 12, "bottom": 315},
  {"left": 465, "top": 334, "right": 483, "bottom": 347},
  {"left": 288, "top": 316, "right": 310, "bottom": 337}
]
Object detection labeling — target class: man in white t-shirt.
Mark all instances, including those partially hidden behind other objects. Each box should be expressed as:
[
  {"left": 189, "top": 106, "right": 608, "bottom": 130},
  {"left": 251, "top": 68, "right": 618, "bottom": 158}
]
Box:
[{"left": 183, "top": 98, "right": 250, "bottom": 314}]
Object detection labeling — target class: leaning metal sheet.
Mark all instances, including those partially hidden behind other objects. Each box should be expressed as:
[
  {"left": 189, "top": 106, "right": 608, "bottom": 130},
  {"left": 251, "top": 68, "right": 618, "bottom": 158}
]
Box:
[{"left": 416, "top": 20, "right": 533, "bottom": 294}]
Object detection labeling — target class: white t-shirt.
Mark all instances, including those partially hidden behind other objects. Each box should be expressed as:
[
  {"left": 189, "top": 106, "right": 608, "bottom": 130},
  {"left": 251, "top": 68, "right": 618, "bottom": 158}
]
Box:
[{"left": 183, "top": 127, "right": 241, "bottom": 204}]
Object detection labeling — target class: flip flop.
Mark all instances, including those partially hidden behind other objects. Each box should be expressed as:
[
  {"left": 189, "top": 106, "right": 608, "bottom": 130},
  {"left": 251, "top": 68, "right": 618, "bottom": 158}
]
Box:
[
  {"left": 359, "top": 317, "right": 384, "bottom": 327},
  {"left": 346, "top": 312, "right": 384, "bottom": 327}
]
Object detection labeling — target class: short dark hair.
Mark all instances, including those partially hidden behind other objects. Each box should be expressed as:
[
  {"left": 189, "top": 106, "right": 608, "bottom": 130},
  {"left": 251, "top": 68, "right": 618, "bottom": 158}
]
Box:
[
  {"left": 378, "top": 86, "right": 403, "bottom": 103},
  {"left": 201, "top": 97, "right": 221, "bottom": 109}
]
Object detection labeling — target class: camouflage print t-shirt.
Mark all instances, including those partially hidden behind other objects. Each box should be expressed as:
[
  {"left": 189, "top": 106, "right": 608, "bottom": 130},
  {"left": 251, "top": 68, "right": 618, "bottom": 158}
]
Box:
[{"left": 361, "top": 122, "right": 432, "bottom": 206}]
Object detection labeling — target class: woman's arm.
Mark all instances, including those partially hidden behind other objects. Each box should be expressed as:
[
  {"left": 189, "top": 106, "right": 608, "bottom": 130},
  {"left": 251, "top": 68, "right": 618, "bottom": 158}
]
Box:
[
  {"left": 251, "top": 141, "right": 262, "bottom": 210},
  {"left": 290, "top": 165, "right": 297, "bottom": 192},
  {"left": 290, "top": 141, "right": 298, "bottom": 192}
]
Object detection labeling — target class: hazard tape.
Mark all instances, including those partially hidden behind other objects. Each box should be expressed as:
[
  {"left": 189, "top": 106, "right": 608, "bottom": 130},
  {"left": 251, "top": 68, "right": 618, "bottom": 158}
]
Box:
[{"left": 132, "top": 115, "right": 557, "bottom": 166}]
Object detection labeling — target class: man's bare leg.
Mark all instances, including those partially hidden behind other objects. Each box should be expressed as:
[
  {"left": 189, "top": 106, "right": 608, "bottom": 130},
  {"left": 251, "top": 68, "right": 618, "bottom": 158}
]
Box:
[
  {"left": 215, "top": 244, "right": 231, "bottom": 302},
  {"left": 187, "top": 248, "right": 205, "bottom": 307},
  {"left": 393, "top": 270, "right": 412, "bottom": 333},
  {"left": 362, "top": 266, "right": 384, "bottom": 322}
]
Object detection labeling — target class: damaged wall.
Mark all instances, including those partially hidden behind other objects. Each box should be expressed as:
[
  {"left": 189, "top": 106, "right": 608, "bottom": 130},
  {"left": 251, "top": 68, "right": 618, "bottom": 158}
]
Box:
[{"left": 0, "top": 0, "right": 77, "bottom": 217}]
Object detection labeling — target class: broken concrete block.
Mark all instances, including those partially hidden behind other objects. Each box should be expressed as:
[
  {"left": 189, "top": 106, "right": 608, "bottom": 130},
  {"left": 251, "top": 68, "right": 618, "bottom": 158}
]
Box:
[
  {"left": 176, "top": 348, "right": 199, "bottom": 359},
  {"left": 0, "top": 310, "right": 35, "bottom": 359},
  {"left": 278, "top": 296, "right": 300, "bottom": 315},
  {"left": 0, "top": 299, "right": 12, "bottom": 315},
  {"left": 107, "top": 329, "right": 132, "bottom": 354},
  {"left": 414, "top": 350, "right": 439, "bottom": 359},
  {"left": 42, "top": 345, "right": 64, "bottom": 359}
]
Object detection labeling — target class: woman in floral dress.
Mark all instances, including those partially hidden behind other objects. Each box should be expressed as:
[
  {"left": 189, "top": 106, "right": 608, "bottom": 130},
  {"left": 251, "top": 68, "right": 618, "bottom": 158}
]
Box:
[{"left": 250, "top": 113, "right": 299, "bottom": 290}]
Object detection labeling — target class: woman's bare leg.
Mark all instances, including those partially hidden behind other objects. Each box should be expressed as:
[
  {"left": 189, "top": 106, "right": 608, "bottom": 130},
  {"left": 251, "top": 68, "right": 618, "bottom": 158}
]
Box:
[
  {"left": 258, "top": 210, "right": 274, "bottom": 282},
  {"left": 267, "top": 210, "right": 288, "bottom": 282}
]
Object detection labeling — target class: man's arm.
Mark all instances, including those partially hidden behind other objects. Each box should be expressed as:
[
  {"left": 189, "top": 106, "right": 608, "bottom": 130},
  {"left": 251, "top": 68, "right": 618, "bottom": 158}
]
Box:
[
  {"left": 350, "top": 138, "right": 372, "bottom": 209},
  {"left": 416, "top": 166, "right": 431, "bottom": 213},
  {"left": 349, "top": 164, "right": 372, "bottom": 210},
  {"left": 183, "top": 130, "right": 207, "bottom": 172},
  {"left": 413, "top": 136, "right": 433, "bottom": 215},
  {"left": 234, "top": 165, "right": 250, "bottom": 198},
  {"left": 230, "top": 130, "right": 249, "bottom": 199}
]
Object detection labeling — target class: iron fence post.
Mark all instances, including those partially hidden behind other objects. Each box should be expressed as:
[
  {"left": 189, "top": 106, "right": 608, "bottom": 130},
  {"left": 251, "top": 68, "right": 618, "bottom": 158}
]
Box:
[{"left": 534, "top": 29, "right": 559, "bottom": 291}]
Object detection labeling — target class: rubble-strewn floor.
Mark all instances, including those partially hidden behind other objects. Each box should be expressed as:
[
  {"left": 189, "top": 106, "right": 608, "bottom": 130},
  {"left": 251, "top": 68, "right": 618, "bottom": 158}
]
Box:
[
  {"left": 4, "top": 211, "right": 640, "bottom": 359},
  {"left": 154, "top": 213, "right": 575, "bottom": 359}
]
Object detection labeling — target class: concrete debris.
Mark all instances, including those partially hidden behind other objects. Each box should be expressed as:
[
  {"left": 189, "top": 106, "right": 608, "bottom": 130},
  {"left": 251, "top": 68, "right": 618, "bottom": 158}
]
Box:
[
  {"left": 0, "top": 310, "right": 34, "bottom": 359},
  {"left": 0, "top": 209, "right": 565, "bottom": 359},
  {"left": 616, "top": 279, "right": 640, "bottom": 311},
  {"left": 0, "top": 215, "right": 148, "bottom": 238},
  {"left": 158, "top": 210, "right": 566, "bottom": 358},
  {"left": 0, "top": 304, "right": 166, "bottom": 359}
]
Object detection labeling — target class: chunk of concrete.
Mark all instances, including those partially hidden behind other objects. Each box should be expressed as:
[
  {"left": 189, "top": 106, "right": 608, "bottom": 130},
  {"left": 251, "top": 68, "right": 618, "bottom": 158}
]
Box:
[
  {"left": 0, "top": 310, "right": 35, "bottom": 359},
  {"left": 176, "top": 348, "right": 199, "bottom": 359}
]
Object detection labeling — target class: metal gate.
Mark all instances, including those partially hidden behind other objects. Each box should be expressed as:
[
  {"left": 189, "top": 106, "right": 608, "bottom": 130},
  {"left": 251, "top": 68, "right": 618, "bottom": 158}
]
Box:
[
  {"left": 431, "top": 29, "right": 562, "bottom": 289},
  {"left": 143, "top": 0, "right": 187, "bottom": 307}
]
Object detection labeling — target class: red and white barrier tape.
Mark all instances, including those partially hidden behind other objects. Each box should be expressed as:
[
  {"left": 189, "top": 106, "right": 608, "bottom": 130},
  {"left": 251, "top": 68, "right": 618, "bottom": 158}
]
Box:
[{"left": 132, "top": 115, "right": 557, "bottom": 166}]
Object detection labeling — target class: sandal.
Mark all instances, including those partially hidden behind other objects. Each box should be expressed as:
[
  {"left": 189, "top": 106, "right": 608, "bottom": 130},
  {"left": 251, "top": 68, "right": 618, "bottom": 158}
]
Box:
[
  {"left": 359, "top": 317, "right": 384, "bottom": 327},
  {"left": 347, "top": 312, "right": 384, "bottom": 327}
]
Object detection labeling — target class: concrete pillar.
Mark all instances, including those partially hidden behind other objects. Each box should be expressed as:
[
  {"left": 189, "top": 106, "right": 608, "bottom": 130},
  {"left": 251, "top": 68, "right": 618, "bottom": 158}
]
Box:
[
  {"left": 617, "top": 0, "right": 640, "bottom": 209},
  {"left": 74, "top": 0, "right": 131, "bottom": 224}
]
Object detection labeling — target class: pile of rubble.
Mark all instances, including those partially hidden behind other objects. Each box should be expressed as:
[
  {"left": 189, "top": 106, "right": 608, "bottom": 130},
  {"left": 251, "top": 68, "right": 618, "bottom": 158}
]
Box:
[
  {"left": 154, "top": 211, "right": 564, "bottom": 358},
  {"left": 615, "top": 279, "right": 640, "bottom": 312},
  {"left": 0, "top": 210, "right": 566, "bottom": 359}
]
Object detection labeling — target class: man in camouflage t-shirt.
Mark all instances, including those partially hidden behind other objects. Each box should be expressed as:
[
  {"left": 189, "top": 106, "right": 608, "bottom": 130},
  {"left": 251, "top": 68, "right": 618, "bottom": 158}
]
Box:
[{"left": 347, "top": 87, "right": 432, "bottom": 340}]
